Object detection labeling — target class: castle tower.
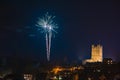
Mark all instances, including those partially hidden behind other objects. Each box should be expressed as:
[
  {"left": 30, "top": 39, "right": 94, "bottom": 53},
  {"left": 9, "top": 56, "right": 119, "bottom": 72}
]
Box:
[
  {"left": 83, "top": 44, "right": 103, "bottom": 64},
  {"left": 91, "top": 44, "right": 103, "bottom": 62}
]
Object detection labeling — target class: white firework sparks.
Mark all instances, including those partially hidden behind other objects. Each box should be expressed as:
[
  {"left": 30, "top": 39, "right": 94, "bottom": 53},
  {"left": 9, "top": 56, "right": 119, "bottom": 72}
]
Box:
[{"left": 36, "top": 12, "right": 58, "bottom": 61}]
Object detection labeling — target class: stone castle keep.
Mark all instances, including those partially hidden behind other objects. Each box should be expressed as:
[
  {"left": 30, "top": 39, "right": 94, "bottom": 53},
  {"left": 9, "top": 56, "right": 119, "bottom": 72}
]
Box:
[{"left": 84, "top": 44, "right": 103, "bottom": 63}]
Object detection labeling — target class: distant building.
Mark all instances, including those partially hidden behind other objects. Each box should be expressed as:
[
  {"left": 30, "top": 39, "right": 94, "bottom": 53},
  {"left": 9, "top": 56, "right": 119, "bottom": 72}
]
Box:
[
  {"left": 103, "top": 58, "right": 113, "bottom": 64},
  {"left": 83, "top": 44, "right": 103, "bottom": 64},
  {"left": 24, "top": 74, "right": 33, "bottom": 80}
]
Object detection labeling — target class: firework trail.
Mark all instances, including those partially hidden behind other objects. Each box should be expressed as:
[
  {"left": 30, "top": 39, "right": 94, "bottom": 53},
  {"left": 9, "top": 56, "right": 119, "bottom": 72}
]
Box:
[
  {"left": 48, "top": 32, "right": 52, "bottom": 61},
  {"left": 36, "top": 12, "right": 58, "bottom": 61},
  {"left": 46, "top": 33, "right": 49, "bottom": 61}
]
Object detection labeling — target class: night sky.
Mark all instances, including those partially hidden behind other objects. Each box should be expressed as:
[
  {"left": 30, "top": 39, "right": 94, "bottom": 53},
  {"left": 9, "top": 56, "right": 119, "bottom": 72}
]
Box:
[{"left": 0, "top": 0, "right": 120, "bottom": 62}]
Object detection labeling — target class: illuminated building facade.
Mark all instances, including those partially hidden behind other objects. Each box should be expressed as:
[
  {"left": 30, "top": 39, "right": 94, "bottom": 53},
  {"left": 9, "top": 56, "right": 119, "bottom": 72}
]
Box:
[
  {"left": 84, "top": 44, "right": 103, "bottom": 63},
  {"left": 24, "top": 74, "right": 33, "bottom": 80},
  {"left": 103, "top": 58, "right": 113, "bottom": 64}
]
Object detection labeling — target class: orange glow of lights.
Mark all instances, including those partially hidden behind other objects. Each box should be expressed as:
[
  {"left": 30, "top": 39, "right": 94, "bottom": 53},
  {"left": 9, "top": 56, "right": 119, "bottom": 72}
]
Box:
[{"left": 52, "top": 67, "right": 63, "bottom": 74}]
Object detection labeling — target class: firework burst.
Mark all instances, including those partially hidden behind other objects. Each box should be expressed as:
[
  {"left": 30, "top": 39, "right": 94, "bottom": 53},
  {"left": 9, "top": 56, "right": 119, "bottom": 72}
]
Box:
[{"left": 36, "top": 12, "right": 58, "bottom": 61}]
